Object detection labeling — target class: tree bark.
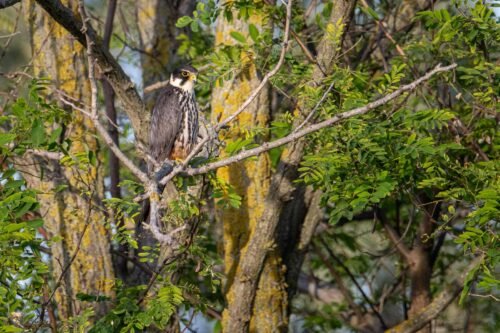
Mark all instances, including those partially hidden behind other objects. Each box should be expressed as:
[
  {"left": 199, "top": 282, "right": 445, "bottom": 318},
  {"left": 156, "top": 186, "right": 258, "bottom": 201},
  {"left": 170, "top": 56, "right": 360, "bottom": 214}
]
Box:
[
  {"left": 34, "top": 0, "right": 148, "bottom": 145},
  {"left": 407, "top": 200, "right": 440, "bottom": 333},
  {"left": 224, "top": 1, "right": 357, "bottom": 332},
  {"left": 21, "top": 0, "right": 114, "bottom": 319},
  {"left": 211, "top": 11, "right": 288, "bottom": 332},
  {"left": 278, "top": 187, "right": 323, "bottom": 301},
  {"left": 386, "top": 256, "right": 481, "bottom": 333}
]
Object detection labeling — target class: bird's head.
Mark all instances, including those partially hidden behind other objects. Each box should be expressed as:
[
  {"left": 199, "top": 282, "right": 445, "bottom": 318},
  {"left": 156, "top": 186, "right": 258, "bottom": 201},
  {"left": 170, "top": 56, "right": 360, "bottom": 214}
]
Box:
[{"left": 169, "top": 65, "right": 198, "bottom": 93}]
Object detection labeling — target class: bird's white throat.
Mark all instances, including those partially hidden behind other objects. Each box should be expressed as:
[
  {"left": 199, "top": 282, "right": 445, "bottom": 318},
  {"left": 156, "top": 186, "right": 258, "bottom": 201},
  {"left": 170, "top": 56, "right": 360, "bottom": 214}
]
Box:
[{"left": 170, "top": 74, "right": 194, "bottom": 93}]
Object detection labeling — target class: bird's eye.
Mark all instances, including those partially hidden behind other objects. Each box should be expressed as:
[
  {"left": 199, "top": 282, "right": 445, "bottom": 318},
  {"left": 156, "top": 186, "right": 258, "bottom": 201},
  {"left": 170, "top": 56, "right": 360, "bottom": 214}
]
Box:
[{"left": 181, "top": 71, "right": 189, "bottom": 77}]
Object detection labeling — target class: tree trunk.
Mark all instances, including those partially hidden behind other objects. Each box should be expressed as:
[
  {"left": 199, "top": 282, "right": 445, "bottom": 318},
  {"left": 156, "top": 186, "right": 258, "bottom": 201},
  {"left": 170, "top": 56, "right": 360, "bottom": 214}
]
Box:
[
  {"left": 22, "top": 0, "right": 114, "bottom": 319},
  {"left": 211, "top": 12, "right": 288, "bottom": 333},
  {"left": 407, "top": 200, "right": 440, "bottom": 333},
  {"left": 223, "top": 1, "right": 357, "bottom": 332}
]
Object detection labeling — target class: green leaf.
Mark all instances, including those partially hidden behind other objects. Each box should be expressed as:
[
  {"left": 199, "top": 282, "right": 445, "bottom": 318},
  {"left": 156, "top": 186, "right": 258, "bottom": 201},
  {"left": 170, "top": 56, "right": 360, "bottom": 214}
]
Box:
[
  {"left": 0, "top": 133, "right": 16, "bottom": 146},
  {"left": 2, "top": 325, "right": 24, "bottom": 333},
  {"left": 190, "top": 20, "right": 199, "bottom": 32},
  {"left": 459, "top": 264, "right": 479, "bottom": 305},
  {"left": 248, "top": 24, "right": 259, "bottom": 42},
  {"left": 176, "top": 16, "right": 193, "bottom": 28},
  {"left": 31, "top": 119, "right": 45, "bottom": 146},
  {"left": 4, "top": 179, "right": 25, "bottom": 189},
  {"left": 5, "top": 222, "right": 27, "bottom": 233},
  {"left": 230, "top": 31, "right": 246, "bottom": 43},
  {"left": 360, "top": 5, "right": 380, "bottom": 20},
  {"left": 26, "top": 218, "right": 44, "bottom": 228}
]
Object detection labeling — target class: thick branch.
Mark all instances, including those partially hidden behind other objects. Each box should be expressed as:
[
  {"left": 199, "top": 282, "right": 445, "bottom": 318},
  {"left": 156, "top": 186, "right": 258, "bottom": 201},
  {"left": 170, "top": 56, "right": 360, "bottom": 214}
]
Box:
[
  {"left": 386, "top": 256, "right": 482, "bottom": 333},
  {"left": 35, "top": 0, "right": 148, "bottom": 144},
  {"left": 102, "top": 0, "right": 121, "bottom": 200},
  {"left": 183, "top": 63, "right": 457, "bottom": 176}
]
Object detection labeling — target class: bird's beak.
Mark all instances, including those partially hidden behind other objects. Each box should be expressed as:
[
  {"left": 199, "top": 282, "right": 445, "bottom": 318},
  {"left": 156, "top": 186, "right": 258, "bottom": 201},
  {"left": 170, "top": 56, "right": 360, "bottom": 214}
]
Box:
[{"left": 190, "top": 73, "right": 197, "bottom": 83}]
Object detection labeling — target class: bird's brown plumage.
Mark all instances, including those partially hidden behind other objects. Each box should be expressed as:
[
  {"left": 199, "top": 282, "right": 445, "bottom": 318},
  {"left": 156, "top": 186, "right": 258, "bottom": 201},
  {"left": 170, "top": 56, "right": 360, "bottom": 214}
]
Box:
[{"left": 148, "top": 65, "right": 199, "bottom": 169}]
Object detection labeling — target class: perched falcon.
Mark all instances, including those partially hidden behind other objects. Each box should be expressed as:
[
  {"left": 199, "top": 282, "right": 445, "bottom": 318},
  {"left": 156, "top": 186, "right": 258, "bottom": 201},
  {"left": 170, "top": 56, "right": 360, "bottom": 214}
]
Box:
[
  {"left": 138, "top": 65, "right": 199, "bottom": 225},
  {"left": 149, "top": 65, "right": 199, "bottom": 169}
]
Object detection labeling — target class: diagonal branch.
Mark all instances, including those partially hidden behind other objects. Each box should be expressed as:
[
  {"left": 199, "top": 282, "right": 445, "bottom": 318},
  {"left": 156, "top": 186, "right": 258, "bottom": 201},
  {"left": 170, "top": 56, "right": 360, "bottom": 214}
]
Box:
[
  {"left": 312, "top": 242, "right": 364, "bottom": 320},
  {"left": 182, "top": 63, "right": 457, "bottom": 177},
  {"left": 385, "top": 256, "right": 483, "bottom": 333},
  {"left": 35, "top": 0, "right": 148, "bottom": 144},
  {"left": 319, "top": 236, "right": 387, "bottom": 329},
  {"left": 378, "top": 208, "right": 413, "bottom": 262}
]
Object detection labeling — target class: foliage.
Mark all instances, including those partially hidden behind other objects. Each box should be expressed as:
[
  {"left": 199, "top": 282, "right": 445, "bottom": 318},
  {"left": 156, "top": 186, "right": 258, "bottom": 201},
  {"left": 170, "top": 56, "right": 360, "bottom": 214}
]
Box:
[
  {"left": 0, "top": 0, "right": 498, "bottom": 332},
  {"left": 89, "top": 281, "right": 183, "bottom": 333},
  {"left": 298, "top": 0, "right": 499, "bottom": 315},
  {"left": 0, "top": 81, "right": 57, "bottom": 332}
]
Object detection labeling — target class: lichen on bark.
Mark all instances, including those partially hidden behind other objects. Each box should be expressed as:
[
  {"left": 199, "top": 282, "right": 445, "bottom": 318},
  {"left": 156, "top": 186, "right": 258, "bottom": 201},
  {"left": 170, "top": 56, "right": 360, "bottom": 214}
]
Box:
[
  {"left": 211, "top": 11, "right": 288, "bottom": 332},
  {"left": 20, "top": 0, "right": 115, "bottom": 320}
]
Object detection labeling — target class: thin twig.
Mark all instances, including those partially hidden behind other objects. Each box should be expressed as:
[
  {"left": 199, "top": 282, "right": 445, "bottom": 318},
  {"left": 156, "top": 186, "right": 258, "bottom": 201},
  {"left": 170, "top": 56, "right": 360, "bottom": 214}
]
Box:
[
  {"left": 25, "top": 149, "right": 62, "bottom": 160},
  {"left": 294, "top": 81, "right": 335, "bottom": 132},
  {"left": 312, "top": 242, "right": 364, "bottom": 319},
  {"left": 469, "top": 293, "right": 500, "bottom": 302},
  {"left": 0, "top": 31, "right": 20, "bottom": 39},
  {"left": 78, "top": 0, "right": 148, "bottom": 184},
  {"left": 319, "top": 236, "right": 387, "bottom": 329},
  {"left": 42, "top": 194, "right": 94, "bottom": 307}
]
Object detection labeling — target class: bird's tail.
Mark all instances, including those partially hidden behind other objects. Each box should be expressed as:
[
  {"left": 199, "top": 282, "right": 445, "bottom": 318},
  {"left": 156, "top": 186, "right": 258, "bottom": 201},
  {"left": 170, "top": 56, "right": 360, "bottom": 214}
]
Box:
[
  {"left": 136, "top": 162, "right": 173, "bottom": 225},
  {"left": 137, "top": 197, "right": 151, "bottom": 225}
]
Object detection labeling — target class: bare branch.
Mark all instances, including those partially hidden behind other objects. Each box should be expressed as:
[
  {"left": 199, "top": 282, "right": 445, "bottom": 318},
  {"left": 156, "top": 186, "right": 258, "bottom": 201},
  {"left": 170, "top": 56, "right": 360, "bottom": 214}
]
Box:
[
  {"left": 183, "top": 63, "right": 457, "bottom": 177},
  {"left": 319, "top": 236, "right": 387, "bottom": 329},
  {"left": 379, "top": 209, "right": 413, "bottom": 262},
  {"left": 78, "top": 0, "right": 149, "bottom": 185},
  {"left": 25, "top": 149, "right": 63, "bottom": 160},
  {"left": 0, "top": 31, "right": 20, "bottom": 39},
  {"left": 360, "top": 0, "right": 406, "bottom": 57},
  {"left": 294, "top": 81, "right": 335, "bottom": 132},
  {"left": 145, "top": 183, "right": 184, "bottom": 245},
  {"left": 469, "top": 293, "right": 500, "bottom": 302},
  {"left": 42, "top": 194, "right": 94, "bottom": 309},
  {"left": 143, "top": 80, "right": 170, "bottom": 94},
  {"left": 312, "top": 242, "right": 364, "bottom": 319},
  {"left": 35, "top": 0, "right": 148, "bottom": 144},
  {"left": 386, "top": 256, "right": 483, "bottom": 333}
]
